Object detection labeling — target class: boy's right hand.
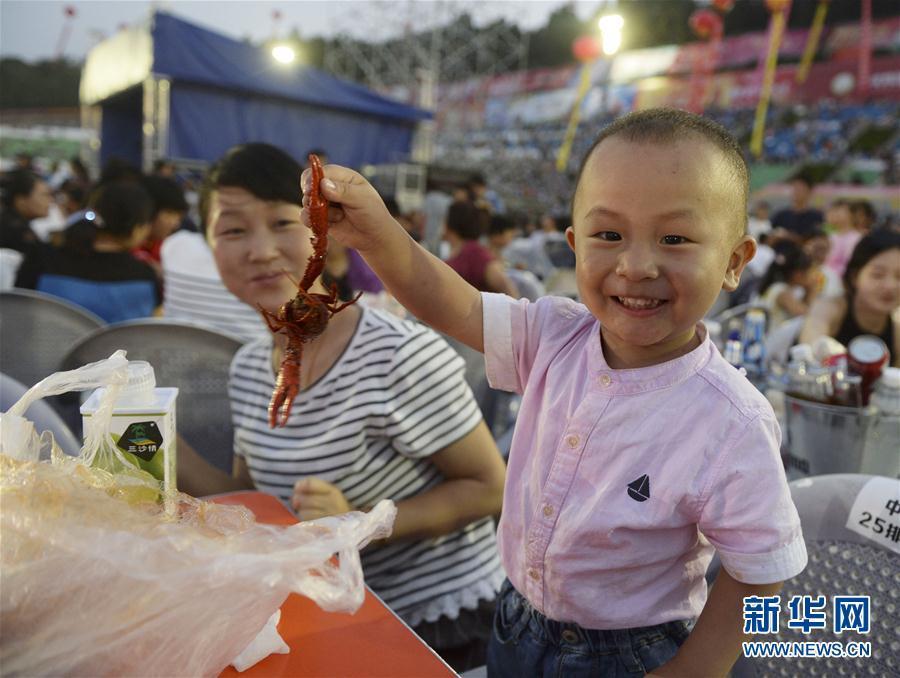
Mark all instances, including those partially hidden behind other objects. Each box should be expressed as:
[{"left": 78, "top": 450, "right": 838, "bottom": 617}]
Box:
[{"left": 300, "top": 164, "right": 398, "bottom": 253}]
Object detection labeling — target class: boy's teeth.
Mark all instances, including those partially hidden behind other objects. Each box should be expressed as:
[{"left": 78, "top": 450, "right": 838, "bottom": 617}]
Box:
[{"left": 618, "top": 297, "right": 663, "bottom": 309}]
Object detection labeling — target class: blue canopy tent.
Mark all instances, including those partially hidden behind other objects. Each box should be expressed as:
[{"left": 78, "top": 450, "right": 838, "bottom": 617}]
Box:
[{"left": 80, "top": 11, "right": 431, "bottom": 171}]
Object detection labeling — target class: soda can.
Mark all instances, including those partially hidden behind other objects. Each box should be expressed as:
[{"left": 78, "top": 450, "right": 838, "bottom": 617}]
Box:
[{"left": 847, "top": 335, "right": 890, "bottom": 405}]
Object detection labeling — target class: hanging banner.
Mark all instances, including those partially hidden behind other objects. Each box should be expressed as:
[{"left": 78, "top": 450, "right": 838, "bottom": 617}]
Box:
[
  {"left": 796, "top": 0, "right": 830, "bottom": 84},
  {"left": 750, "top": 0, "right": 792, "bottom": 158},
  {"left": 556, "top": 61, "right": 593, "bottom": 172}
]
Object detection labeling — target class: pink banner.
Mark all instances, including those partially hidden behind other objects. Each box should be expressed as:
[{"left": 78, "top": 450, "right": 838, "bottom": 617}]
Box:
[
  {"left": 825, "top": 16, "right": 899, "bottom": 55},
  {"left": 670, "top": 28, "right": 811, "bottom": 75},
  {"left": 635, "top": 55, "right": 900, "bottom": 111}
]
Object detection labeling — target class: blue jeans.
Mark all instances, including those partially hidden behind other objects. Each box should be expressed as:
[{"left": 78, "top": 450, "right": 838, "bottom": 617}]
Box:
[{"left": 487, "top": 580, "right": 692, "bottom": 677}]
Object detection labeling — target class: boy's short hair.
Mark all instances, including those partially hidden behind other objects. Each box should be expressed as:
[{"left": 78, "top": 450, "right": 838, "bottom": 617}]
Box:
[
  {"left": 199, "top": 143, "right": 301, "bottom": 234},
  {"left": 573, "top": 108, "right": 750, "bottom": 238}
]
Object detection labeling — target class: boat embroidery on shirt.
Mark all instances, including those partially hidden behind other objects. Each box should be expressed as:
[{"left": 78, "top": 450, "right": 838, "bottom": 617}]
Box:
[{"left": 627, "top": 474, "right": 651, "bottom": 502}]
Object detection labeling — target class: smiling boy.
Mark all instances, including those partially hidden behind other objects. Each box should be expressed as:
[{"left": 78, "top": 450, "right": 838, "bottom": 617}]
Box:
[{"left": 305, "top": 109, "right": 807, "bottom": 676}]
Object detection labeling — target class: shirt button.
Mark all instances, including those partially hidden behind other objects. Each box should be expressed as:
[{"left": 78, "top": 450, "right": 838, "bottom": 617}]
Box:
[
  {"left": 528, "top": 568, "right": 540, "bottom": 581},
  {"left": 566, "top": 434, "right": 579, "bottom": 448},
  {"left": 599, "top": 374, "right": 612, "bottom": 386},
  {"left": 543, "top": 504, "right": 554, "bottom": 517}
]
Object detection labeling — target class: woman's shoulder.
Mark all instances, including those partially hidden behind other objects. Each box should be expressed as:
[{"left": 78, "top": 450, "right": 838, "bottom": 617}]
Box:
[{"left": 355, "top": 308, "right": 461, "bottom": 370}]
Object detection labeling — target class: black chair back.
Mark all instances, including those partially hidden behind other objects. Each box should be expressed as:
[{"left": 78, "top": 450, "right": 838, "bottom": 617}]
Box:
[{"left": 0, "top": 289, "right": 105, "bottom": 388}]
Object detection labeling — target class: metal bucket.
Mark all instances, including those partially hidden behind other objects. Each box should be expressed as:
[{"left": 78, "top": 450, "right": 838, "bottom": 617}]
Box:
[
  {"left": 783, "top": 396, "right": 899, "bottom": 478},
  {"left": 782, "top": 396, "right": 872, "bottom": 476}
]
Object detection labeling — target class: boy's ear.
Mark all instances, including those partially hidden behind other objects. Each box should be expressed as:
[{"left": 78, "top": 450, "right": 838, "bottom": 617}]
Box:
[
  {"left": 723, "top": 235, "right": 757, "bottom": 292},
  {"left": 565, "top": 226, "right": 576, "bottom": 252}
]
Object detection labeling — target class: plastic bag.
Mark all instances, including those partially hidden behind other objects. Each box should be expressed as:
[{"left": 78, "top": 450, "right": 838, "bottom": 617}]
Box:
[
  {"left": 1, "top": 349, "right": 130, "bottom": 464},
  {"left": 0, "top": 353, "right": 397, "bottom": 677}
]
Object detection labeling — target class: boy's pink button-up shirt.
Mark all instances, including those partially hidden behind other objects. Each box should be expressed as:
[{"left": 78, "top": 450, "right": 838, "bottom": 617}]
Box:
[{"left": 483, "top": 293, "right": 807, "bottom": 629}]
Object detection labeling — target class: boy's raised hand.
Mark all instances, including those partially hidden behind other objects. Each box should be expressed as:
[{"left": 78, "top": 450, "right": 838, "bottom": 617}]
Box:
[{"left": 300, "top": 164, "right": 397, "bottom": 253}]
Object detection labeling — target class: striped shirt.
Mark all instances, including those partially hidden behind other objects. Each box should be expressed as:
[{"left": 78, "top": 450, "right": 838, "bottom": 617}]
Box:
[
  {"left": 229, "top": 307, "right": 504, "bottom": 626},
  {"left": 161, "top": 231, "right": 268, "bottom": 343}
]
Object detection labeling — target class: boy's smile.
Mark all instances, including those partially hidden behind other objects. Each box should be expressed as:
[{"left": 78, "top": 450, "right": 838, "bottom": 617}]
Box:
[{"left": 568, "top": 137, "right": 755, "bottom": 369}]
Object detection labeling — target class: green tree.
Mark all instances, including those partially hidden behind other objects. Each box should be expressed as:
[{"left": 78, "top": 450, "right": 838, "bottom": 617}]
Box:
[
  {"left": 0, "top": 58, "right": 81, "bottom": 109},
  {"left": 527, "top": 4, "right": 588, "bottom": 68}
]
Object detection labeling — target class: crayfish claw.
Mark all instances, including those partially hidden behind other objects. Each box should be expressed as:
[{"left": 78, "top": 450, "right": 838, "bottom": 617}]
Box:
[{"left": 268, "top": 383, "right": 298, "bottom": 428}]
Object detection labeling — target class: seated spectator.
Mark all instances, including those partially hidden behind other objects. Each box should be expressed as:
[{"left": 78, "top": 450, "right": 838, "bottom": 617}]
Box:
[
  {"left": 152, "top": 158, "right": 176, "bottom": 178},
  {"left": 160, "top": 228, "right": 268, "bottom": 343},
  {"left": 15, "top": 182, "right": 161, "bottom": 323},
  {"left": 747, "top": 201, "right": 772, "bottom": 242},
  {"left": 824, "top": 199, "right": 861, "bottom": 278},
  {"left": 756, "top": 240, "right": 817, "bottom": 330},
  {"left": 486, "top": 213, "right": 518, "bottom": 260},
  {"left": 57, "top": 179, "right": 89, "bottom": 225},
  {"left": 178, "top": 142, "right": 506, "bottom": 672},
  {"left": 444, "top": 201, "right": 517, "bottom": 296},
  {"left": 98, "top": 157, "right": 143, "bottom": 186},
  {"left": 133, "top": 175, "right": 189, "bottom": 272},
  {"left": 0, "top": 169, "right": 52, "bottom": 253},
  {"left": 771, "top": 175, "right": 823, "bottom": 238},
  {"left": 850, "top": 199, "right": 877, "bottom": 234},
  {"left": 801, "top": 229, "right": 900, "bottom": 366},
  {"left": 801, "top": 228, "right": 843, "bottom": 299},
  {"left": 321, "top": 240, "right": 356, "bottom": 303}
]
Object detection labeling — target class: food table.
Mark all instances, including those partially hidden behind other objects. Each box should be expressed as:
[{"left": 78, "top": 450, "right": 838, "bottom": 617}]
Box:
[{"left": 213, "top": 491, "right": 457, "bottom": 678}]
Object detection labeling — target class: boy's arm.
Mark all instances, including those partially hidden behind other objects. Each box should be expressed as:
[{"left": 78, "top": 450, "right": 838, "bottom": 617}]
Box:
[
  {"left": 303, "top": 165, "right": 485, "bottom": 352},
  {"left": 649, "top": 569, "right": 782, "bottom": 678}
]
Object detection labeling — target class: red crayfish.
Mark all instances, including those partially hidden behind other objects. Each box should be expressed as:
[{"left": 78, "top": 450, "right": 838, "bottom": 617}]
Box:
[{"left": 260, "top": 153, "right": 361, "bottom": 427}]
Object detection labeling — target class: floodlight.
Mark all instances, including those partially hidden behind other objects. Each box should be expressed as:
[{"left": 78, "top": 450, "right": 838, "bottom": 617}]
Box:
[
  {"left": 271, "top": 44, "right": 296, "bottom": 64},
  {"left": 598, "top": 14, "right": 624, "bottom": 56}
]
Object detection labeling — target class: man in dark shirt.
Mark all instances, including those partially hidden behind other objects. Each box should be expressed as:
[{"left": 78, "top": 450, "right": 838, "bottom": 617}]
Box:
[{"left": 771, "top": 175, "right": 824, "bottom": 238}]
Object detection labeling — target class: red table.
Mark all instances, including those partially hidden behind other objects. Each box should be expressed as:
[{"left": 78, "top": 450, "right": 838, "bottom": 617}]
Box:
[{"left": 214, "top": 491, "right": 457, "bottom": 678}]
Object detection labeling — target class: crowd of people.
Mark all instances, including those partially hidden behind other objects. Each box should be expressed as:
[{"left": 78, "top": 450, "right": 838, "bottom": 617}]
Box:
[
  {"left": 434, "top": 101, "right": 900, "bottom": 216},
  {"left": 1, "top": 106, "right": 899, "bottom": 675},
  {"left": 726, "top": 173, "right": 900, "bottom": 361}
]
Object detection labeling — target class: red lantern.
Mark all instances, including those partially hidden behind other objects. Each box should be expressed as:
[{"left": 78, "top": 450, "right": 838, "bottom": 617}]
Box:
[
  {"left": 64, "top": 5, "right": 75, "bottom": 17},
  {"left": 572, "top": 35, "right": 602, "bottom": 62},
  {"left": 689, "top": 9, "right": 721, "bottom": 40},
  {"left": 765, "top": 0, "right": 791, "bottom": 13},
  {"left": 711, "top": 0, "right": 734, "bottom": 12}
]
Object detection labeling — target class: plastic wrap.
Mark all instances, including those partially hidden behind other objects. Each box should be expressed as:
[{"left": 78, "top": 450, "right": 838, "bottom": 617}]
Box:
[{"left": 0, "top": 353, "right": 396, "bottom": 677}]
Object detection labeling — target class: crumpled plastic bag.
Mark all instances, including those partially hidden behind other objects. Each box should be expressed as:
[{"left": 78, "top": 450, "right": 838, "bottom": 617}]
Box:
[{"left": 0, "top": 352, "right": 397, "bottom": 677}]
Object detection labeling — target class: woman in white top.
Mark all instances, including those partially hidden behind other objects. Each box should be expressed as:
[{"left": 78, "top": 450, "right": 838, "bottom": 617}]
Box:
[{"left": 177, "top": 143, "right": 506, "bottom": 672}]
